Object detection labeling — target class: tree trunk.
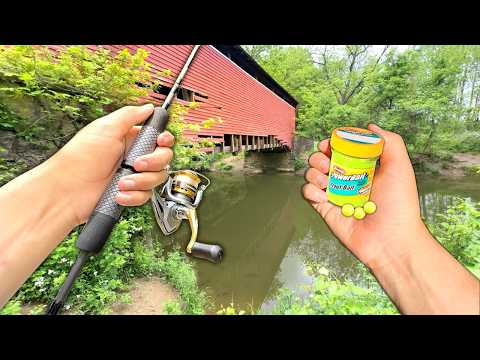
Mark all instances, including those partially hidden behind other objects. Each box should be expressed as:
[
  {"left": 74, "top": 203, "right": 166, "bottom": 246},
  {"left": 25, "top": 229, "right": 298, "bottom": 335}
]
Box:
[
  {"left": 474, "top": 91, "right": 480, "bottom": 123},
  {"left": 458, "top": 65, "right": 467, "bottom": 107},
  {"left": 469, "top": 62, "right": 478, "bottom": 108},
  {"left": 423, "top": 118, "right": 437, "bottom": 154}
]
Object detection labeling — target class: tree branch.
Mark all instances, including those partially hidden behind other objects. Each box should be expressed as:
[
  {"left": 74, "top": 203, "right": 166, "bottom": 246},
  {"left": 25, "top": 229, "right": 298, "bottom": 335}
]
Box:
[
  {"left": 314, "top": 46, "right": 344, "bottom": 103},
  {"left": 342, "top": 45, "right": 389, "bottom": 104}
]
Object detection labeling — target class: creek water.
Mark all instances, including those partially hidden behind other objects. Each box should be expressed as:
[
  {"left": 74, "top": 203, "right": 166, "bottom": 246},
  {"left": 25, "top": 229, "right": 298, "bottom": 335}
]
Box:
[{"left": 156, "top": 172, "right": 480, "bottom": 313}]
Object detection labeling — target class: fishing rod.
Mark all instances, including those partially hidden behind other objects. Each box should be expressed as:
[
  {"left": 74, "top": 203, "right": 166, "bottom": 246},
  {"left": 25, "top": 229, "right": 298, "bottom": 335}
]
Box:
[{"left": 46, "top": 45, "right": 201, "bottom": 315}]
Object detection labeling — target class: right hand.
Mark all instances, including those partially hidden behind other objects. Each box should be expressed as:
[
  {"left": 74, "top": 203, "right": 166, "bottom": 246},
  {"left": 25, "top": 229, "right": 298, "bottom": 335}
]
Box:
[
  {"left": 45, "top": 104, "right": 174, "bottom": 226},
  {"left": 302, "top": 124, "right": 431, "bottom": 271}
]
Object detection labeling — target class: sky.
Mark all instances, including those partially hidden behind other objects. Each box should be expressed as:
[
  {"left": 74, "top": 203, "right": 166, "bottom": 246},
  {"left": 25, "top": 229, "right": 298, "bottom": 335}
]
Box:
[
  {"left": 299, "top": 45, "right": 412, "bottom": 64},
  {"left": 304, "top": 45, "right": 410, "bottom": 54},
  {"left": 372, "top": 45, "right": 410, "bottom": 54}
]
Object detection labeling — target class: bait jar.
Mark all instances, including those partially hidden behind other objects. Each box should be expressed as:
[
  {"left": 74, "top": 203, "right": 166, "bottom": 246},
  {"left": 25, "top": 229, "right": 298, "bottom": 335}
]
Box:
[{"left": 326, "top": 127, "right": 384, "bottom": 207}]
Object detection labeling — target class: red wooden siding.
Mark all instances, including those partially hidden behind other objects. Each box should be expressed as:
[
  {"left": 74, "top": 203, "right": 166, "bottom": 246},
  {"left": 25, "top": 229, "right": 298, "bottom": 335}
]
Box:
[{"left": 49, "top": 45, "right": 296, "bottom": 149}]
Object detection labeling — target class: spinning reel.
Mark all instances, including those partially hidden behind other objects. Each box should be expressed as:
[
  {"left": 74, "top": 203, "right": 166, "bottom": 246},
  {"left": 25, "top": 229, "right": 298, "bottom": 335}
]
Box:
[{"left": 152, "top": 170, "right": 224, "bottom": 263}]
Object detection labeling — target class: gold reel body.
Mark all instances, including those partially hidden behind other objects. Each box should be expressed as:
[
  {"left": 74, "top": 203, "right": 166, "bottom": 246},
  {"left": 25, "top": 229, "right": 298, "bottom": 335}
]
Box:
[
  {"left": 171, "top": 170, "right": 202, "bottom": 202},
  {"left": 152, "top": 169, "right": 223, "bottom": 263}
]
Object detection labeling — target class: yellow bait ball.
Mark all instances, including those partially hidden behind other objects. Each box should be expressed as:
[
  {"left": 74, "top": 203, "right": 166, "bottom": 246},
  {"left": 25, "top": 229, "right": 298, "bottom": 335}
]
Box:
[
  {"left": 363, "top": 201, "right": 377, "bottom": 214},
  {"left": 354, "top": 207, "right": 366, "bottom": 220},
  {"left": 341, "top": 204, "right": 355, "bottom": 217}
]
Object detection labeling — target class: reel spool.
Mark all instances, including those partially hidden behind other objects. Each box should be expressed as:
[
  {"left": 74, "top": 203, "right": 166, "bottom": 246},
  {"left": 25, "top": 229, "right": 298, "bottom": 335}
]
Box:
[{"left": 152, "top": 170, "right": 223, "bottom": 263}]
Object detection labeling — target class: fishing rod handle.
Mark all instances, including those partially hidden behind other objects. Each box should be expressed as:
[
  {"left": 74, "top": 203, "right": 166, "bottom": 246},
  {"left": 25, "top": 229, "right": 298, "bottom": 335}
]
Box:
[
  {"left": 76, "top": 107, "right": 169, "bottom": 254},
  {"left": 123, "top": 107, "right": 169, "bottom": 168}
]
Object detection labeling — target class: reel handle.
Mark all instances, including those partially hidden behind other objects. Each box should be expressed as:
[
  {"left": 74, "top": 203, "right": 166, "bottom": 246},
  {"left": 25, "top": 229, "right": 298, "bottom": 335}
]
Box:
[
  {"left": 190, "top": 242, "right": 224, "bottom": 263},
  {"left": 184, "top": 208, "right": 223, "bottom": 263}
]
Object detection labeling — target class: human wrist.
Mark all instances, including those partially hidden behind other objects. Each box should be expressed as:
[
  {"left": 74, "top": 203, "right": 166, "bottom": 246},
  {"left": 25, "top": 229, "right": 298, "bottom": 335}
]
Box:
[
  {"left": 365, "top": 221, "right": 439, "bottom": 313},
  {"left": 18, "top": 157, "right": 79, "bottom": 230},
  {"left": 365, "top": 220, "right": 479, "bottom": 314},
  {"left": 365, "top": 219, "right": 435, "bottom": 283},
  {"left": 0, "top": 158, "right": 79, "bottom": 304}
]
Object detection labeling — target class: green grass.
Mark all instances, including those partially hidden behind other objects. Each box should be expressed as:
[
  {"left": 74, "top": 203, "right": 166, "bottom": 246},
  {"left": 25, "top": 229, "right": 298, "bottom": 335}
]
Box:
[
  {"left": 0, "top": 299, "right": 22, "bottom": 315},
  {"left": 156, "top": 251, "right": 208, "bottom": 314}
]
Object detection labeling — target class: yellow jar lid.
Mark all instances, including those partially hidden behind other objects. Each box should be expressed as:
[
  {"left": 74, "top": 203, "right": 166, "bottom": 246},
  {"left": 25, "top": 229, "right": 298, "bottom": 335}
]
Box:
[{"left": 330, "top": 127, "right": 384, "bottom": 158}]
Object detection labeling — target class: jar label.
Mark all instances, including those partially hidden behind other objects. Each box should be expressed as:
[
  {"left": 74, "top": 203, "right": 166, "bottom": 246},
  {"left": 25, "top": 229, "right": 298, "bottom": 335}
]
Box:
[
  {"left": 336, "top": 128, "right": 382, "bottom": 144},
  {"left": 328, "top": 164, "right": 375, "bottom": 196}
]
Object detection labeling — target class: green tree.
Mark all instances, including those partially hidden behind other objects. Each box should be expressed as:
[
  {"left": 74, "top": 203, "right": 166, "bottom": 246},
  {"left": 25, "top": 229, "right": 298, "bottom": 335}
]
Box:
[
  {"left": 252, "top": 46, "right": 323, "bottom": 136},
  {"left": 250, "top": 44, "right": 480, "bottom": 158},
  {"left": 0, "top": 45, "right": 221, "bottom": 184},
  {"left": 0, "top": 45, "right": 152, "bottom": 148},
  {"left": 242, "top": 45, "right": 277, "bottom": 62}
]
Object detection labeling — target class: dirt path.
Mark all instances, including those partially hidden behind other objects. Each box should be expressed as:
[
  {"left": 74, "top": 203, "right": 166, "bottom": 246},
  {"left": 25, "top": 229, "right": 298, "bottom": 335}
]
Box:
[
  {"left": 453, "top": 153, "right": 480, "bottom": 166},
  {"left": 17, "top": 278, "right": 178, "bottom": 315},
  {"left": 440, "top": 153, "right": 480, "bottom": 177},
  {"left": 109, "top": 278, "right": 178, "bottom": 315}
]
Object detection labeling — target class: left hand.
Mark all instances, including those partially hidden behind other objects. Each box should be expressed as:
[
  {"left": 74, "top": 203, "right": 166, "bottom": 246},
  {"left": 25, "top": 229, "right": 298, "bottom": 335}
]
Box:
[{"left": 47, "top": 104, "right": 174, "bottom": 226}]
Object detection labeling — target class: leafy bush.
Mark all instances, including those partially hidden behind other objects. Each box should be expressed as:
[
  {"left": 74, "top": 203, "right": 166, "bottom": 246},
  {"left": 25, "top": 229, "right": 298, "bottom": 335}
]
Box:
[
  {"left": 464, "top": 165, "right": 480, "bottom": 176},
  {"left": 216, "top": 303, "right": 247, "bottom": 315},
  {"left": 0, "top": 45, "right": 223, "bottom": 180},
  {"left": 428, "top": 198, "right": 480, "bottom": 278},
  {"left": 267, "top": 266, "right": 398, "bottom": 315},
  {"left": 449, "top": 131, "right": 480, "bottom": 153},
  {"left": 166, "top": 102, "right": 221, "bottom": 171},
  {"left": 294, "top": 145, "right": 315, "bottom": 171},
  {"left": 0, "top": 102, "right": 23, "bottom": 131},
  {"left": 0, "top": 156, "right": 27, "bottom": 185},
  {"left": 266, "top": 198, "right": 479, "bottom": 315},
  {"left": 294, "top": 156, "right": 307, "bottom": 171},
  {"left": 219, "top": 163, "right": 233, "bottom": 171},
  {"left": 10, "top": 206, "right": 159, "bottom": 314},
  {"left": 0, "top": 45, "right": 152, "bottom": 147},
  {"left": 0, "top": 45, "right": 158, "bottom": 186},
  {"left": 1, "top": 203, "right": 209, "bottom": 315},
  {"left": 0, "top": 299, "right": 22, "bottom": 315},
  {"left": 164, "top": 300, "right": 184, "bottom": 314},
  {"left": 156, "top": 251, "right": 208, "bottom": 314}
]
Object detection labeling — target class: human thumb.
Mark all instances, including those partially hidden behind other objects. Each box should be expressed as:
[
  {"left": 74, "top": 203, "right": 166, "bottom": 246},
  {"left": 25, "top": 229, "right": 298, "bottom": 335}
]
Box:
[
  {"left": 367, "top": 123, "right": 411, "bottom": 169},
  {"left": 99, "top": 104, "right": 155, "bottom": 138}
]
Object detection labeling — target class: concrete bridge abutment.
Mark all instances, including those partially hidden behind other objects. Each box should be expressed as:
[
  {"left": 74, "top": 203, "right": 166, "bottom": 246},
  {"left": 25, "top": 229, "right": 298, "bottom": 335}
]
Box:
[{"left": 244, "top": 151, "right": 295, "bottom": 173}]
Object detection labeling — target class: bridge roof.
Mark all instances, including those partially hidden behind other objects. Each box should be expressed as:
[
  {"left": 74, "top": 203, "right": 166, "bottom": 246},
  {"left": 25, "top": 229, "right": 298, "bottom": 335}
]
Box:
[{"left": 213, "top": 45, "right": 298, "bottom": 109}]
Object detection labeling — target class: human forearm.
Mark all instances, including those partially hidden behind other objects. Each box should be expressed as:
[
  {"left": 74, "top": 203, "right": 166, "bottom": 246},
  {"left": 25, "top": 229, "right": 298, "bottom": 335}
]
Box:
[
  {"left": 0, "top": 158, "right": 77, "bottom": 307},
  {"left": 370, "top": 224, "right": 480, "bottom": 314}
]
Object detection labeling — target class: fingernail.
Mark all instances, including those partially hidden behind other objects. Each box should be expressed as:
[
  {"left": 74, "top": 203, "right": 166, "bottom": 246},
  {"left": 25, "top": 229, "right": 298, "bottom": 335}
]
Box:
[
  {"left": 117, "top": 192, "right": 131, "bottom": 202},
  {"left": 120, "top": 178, "right": 135, "bottom": 189},
  {"left": 317, "top": 175, "right": 326, "bottom": 187},
  {"left": 369, "top": 123, "right": 382, "bottom": 131},
  {"left": 159, "top": 132, "right": 171, "bottom": 142},
  {"left": 312, "top": 190, "right": 325, "bottom": 202},
  {"left": 141, "top": 103, "right": 154, "bottom": 110},
  {"left": 135, "top": 159, "right": 148, "bottom": 171}
]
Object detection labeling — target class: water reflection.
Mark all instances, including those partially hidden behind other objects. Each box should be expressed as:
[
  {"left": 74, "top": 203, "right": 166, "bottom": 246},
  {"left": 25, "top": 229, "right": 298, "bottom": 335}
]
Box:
[
  {"left": 417, "top": 176, "right": 479, "bottom": 222},
  {"left": 156, "top": 172, "right": 480, "bottom": 312}
]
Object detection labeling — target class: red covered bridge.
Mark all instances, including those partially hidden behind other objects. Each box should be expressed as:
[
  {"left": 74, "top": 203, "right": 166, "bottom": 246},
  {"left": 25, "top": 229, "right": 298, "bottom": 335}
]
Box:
[{"left": 50, "top": 45, "right": 297, "bottom": 152}]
